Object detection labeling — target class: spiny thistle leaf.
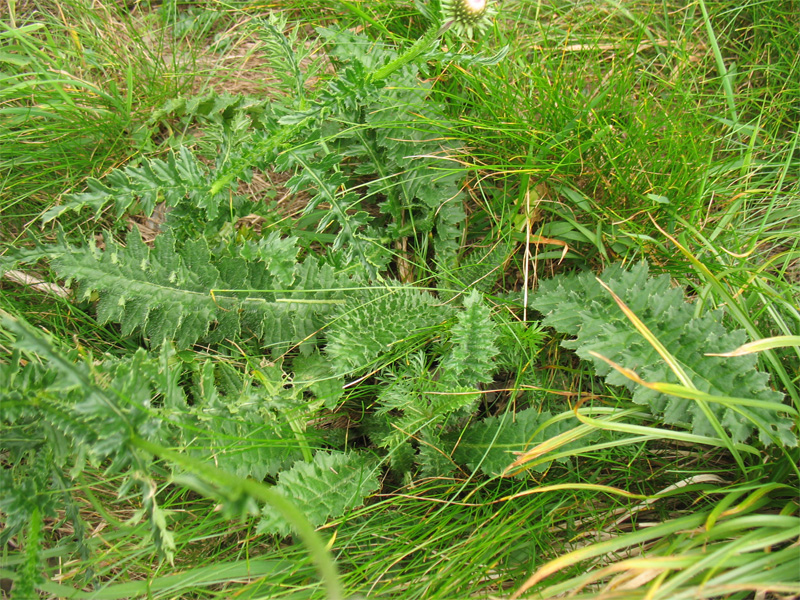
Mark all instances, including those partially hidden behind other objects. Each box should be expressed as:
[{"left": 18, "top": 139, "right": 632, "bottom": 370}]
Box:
[
  {"left": 316, "top": 26, "right": 396, "bottom": 74},
  {"left": 433, "top": 197, "right": 467, "bottom": 281},
  {"left": 532, "top": 262, "right": 794, "bottom": 446},
  {"left": 14, "top": 507, "right": 43, "bottom": 598},
  {"left": 0, "top": 312, "right": 175, "bottom": 557},
  {"left": 448, "top": 242, "right": 512, "bottom": 294},
  {"left": 42, "top": 146, "right": 221, "bottom": 223},
  {"left": 325, "top": 286, "right": 451, "bottom": 375},
  {"left": 180, "top": 361, "right": 304, "bottom": 480},
  {"left": 240, "top": 231, "right": 300, "bottom": 288},
  {"left": 450, "top": 408, "right": 570, "bottom": 476},
  {"left": 308, "top": 26, "right": 468, "bottom": 279},
  {"left": 284, "top": 257, "right": 360, "bottom": 355},
  {"left": 378, "top": 382, "right": 480, "bottom": 453},
  {"left": 136, "top": 476, "right": 177, "bottom": 564},
  {"left": 256, "top": 451, "right": 379, "bottom": 536},
  {"left": 53, "top": 229, "right": 224, "bottom": 347},
  {"left": 280, "top": 149, "right": 378, "bottom": 275},
  {"left": 148, "top": 91, "right": 272, "bottom": 129},
  {"left": 370, "top": 351, "right": 482, "bottom": 474},
  {"left": 440, "top": 289, "right": 499, "bottom": 388},
  {"left": 292, "top": 350, "right": 345, "bottom": 410},
  {"left": 46, "top": 229, "right": 355, "bottom": 350},
  {"left": 256, "top": 14, "right": 310, "bottom": 104},
  {"left": 418, "top": 429, "right": 460, "bottom": 476},
  {"left": 494, "top": 315, "right": 546, "bottom": 371},
  {"left": 0, "top": 242, "right": 68, "bottom": 277},
  {"left": 0, "top": 405, "right": 63, "bottom": 544}
]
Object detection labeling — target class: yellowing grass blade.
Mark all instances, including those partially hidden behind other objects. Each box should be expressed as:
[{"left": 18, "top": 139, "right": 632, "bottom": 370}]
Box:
[
  {"left": 593, "top": 279, "right": 743, "bottom": 472},
  {"left": 588, "top": 352, "right": 797, "bottom": 417},
  {"left": 595, "top": 277, "right": 694, "bottom": 389},
  {"left": 706, "top": 335, "right": 800, "bottom": 357},
  {"left": 509, "top": 513, "right": 708, "bottom": 599}
]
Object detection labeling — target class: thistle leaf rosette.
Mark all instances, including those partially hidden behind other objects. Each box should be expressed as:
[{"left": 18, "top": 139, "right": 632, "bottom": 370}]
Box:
[{"left": 441, "top": 0, "right": 495, "bottom": 39}]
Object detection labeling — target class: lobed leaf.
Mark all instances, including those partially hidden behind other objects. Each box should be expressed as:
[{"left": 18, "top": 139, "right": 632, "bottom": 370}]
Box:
[
  {"left": 257, "top": 451, "right": 379, "bottom": 536},
  {"left": 325, "top": 285, "right": 451, "bottom": 374},
  {"left": 532, "top": 262, "right": 795, "bottom": 446}
]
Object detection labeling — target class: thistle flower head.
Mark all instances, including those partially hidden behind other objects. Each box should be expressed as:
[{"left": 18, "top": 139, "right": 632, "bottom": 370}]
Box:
[{"left": 441, "top": 0, "right": 495, "bottom": 39}]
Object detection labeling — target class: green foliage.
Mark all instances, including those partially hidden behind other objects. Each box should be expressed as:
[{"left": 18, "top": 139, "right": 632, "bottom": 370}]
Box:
[
  {"left": 4, "top": 2, "right": 800, "bottom": 599},
  {"left": 439, "top": 289, "right": 499, "bottom": 387},
  {"left": 451, "top": 408, "right": 561, "bottom": 476},
  {"left": 523, "top": 484, "right": 800, "bottom": 600},
  {"left": 371, "top": 350, "right": 482, "bottom": 475},
  {"left": 0, "top": 361, "right": 62, "bottom": 539},
  {"left": 13, "top": 507, "right": 43, "bottom": 600},
  {"left": 279, "top": 149, "right": 382, "bottom": 272},
  {"left": 255, "top": 13, "right": 313, "bottom": 105},
  {"left": 0, "top": 311, "right": 170, "bottom": 555},
  {"left": 532, "top": 262, "right": 795, "bottom": 446},
  {"left": 0, "top": 242, "right": 69, "bottom": 276},
  {"left": 257, "top": 451, "right": 379, "bottom": 536},
  {"left": 0, "top": 0, "right": 188, "bottom": 216},
  {"left": 362, "top": 287, "right": 510, "bottom": 477},
  {"left": 41, "top": 146, "right": 218, "bottom": 223},
  {"left": 448, "top": 242, "right": 511, "bottom": 294},
  {"left": 148, "top": 91, "right": 273, "bottom": 129},
  {"left": 494, "top": 314, "right": 546, "bottom": 371},
  {"left": 179, "top": 360, "right": 305, "bottom": 480},
  {"left": 56, "top": 229, "right": 227, "bottom": 347},
  {"left": 325, "top": 285, "right": 451, "bottom": 374},
  {"left": 49, "top": 228, "right": 354, "bottom": 350},
  {"left": 0, "top": 309, "right": 367, "bottom": 568},
  {"left": 136, "top": 475, "right": 178, "bottom": 565},
  {"left": 272, "top": 23, "right": 472, "bottom": 276},
  {"left": 33, "top": 20, "right": 473, "bottom": 279},
  {"left": 293, "top": 350, "right": 345, "bottom": 409}
]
